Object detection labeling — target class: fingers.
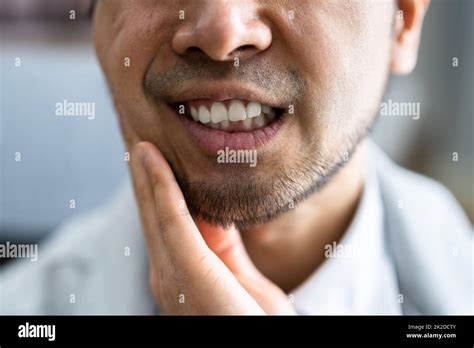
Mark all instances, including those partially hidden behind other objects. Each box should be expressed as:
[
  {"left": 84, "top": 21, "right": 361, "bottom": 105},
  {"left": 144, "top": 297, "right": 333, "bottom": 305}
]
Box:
[
  {"left": 130, "top": 141, "right": 287, "bottom": 314},
  {"left": 132, "top": 140, "right": 264, "bottom": 280},
  {"left": 129, "top": 142, "right": 160, "bottom": 251},
  {"left": 197, "top": 220, "right": 295, "bottom": 315},
  {"left": 196, "top": 220, "right": 261, "bottom": 277},
  {"left": 136, "top": 141, "right": 209, "bottom": 260}
]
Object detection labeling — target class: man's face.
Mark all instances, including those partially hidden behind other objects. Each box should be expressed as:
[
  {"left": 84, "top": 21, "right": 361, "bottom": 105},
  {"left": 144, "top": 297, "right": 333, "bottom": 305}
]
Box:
[{"left": 94, "top": 0, "right": 395, "bottom": 229}]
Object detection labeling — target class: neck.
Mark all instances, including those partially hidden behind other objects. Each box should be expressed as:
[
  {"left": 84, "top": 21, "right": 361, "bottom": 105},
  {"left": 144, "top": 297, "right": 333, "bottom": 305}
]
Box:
[{"left": 241, "top": 141, "right": 367, "bottom": 292}]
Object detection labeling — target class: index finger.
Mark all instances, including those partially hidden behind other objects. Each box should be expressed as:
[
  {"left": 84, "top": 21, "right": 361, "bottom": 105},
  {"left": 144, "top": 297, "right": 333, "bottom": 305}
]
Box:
[{"left": 136, "top": 141, "right": 209, "bottom": 260}]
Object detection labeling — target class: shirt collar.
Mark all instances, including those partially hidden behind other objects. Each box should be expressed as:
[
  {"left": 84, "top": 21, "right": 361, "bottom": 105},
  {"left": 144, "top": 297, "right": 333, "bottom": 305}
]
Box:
[{"left": 291, "top": 153, "right": 402, "bottom": 315}]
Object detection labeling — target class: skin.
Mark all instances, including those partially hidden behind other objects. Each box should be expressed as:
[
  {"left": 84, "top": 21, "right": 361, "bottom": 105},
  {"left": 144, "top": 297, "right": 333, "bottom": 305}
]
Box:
[{"left": 93, "top": 0, "right": 429, "bottom": 314}]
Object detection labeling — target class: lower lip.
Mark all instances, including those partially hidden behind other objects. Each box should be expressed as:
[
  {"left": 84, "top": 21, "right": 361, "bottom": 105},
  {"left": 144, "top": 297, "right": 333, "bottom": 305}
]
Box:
[{"left": 175, "top": 112, "right": 286, "bottom": 155}]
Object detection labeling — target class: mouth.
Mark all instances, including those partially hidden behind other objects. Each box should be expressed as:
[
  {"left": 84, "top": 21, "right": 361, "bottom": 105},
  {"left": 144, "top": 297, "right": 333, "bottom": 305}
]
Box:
[
  {"left": 173, "top": 99, "right": 285, "bottom": 131},
  {"left": 168, "top": 98, "right": 287, "bottom": 154}
]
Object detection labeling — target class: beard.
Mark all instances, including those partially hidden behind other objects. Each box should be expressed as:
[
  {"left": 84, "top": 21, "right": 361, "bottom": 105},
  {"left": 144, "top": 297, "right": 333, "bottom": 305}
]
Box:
[{"left": 173, "top": 129, "right": 369, "bottom": 230}]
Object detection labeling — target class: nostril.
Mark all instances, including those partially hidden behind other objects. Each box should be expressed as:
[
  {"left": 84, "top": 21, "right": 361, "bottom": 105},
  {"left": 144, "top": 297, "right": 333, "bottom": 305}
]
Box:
[
  {"left": 231, "top": 45, "right": 262, "bottom": 59},
  {"left": 238, "top": 45, "right": 255, "bottom": 51},
  {"left": 185, "top": 46, "right": 207, "bottom": 56},
  {"left": 188, "top": 46, "right": 204, "bottom": 53}
]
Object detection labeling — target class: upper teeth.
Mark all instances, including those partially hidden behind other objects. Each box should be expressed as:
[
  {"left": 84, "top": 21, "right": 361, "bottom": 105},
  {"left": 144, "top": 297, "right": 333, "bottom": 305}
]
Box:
[
  {"left": 210, "top": 102, "right": 227, "bottom": 123},
  {"left": 189, "top": 100, "right": 273, "bottom": 125}
]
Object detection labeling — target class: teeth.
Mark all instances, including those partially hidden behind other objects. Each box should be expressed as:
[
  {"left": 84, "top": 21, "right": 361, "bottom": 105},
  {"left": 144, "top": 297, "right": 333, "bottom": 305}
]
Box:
[
  {"left": 262, "top": 105, "right": 272, "bottom": 114},
  {"left": 186, "top": 100, "right": 277, "bottom": 128},
  {"left": 228, "top": 100, "right": 247, "bottom": 122},
  {"left": 210, "top": 102, "right": 228, "bottom": 124},
  {"left": 254, "top": 114, "right": 265, "bottom": 128},
  {"left": 243, "top": 118, "right": 252, "bottom": 129},
  {"left": 266, "top": 113, "right": 275, "bottom": 121},
  {"left": 246, "top": 102, "right": 262, "bottom": 118},
  {"left": 190, "top": 107, "right": 199, "bottom": 122},
  {"left": 198, "top": 105, "right": 211, "bottom": 124}
]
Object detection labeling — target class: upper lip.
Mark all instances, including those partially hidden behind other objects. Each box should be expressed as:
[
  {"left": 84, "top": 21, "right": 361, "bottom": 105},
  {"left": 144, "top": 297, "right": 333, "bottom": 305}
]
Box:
[{"left": 163, "top": 81, "right": 288, "bottom": 110}]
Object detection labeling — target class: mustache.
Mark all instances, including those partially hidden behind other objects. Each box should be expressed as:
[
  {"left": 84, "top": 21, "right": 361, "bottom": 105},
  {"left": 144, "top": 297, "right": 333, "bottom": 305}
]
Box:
[{"left": 143, "top": 55, "right": 305, "bottom": 103}]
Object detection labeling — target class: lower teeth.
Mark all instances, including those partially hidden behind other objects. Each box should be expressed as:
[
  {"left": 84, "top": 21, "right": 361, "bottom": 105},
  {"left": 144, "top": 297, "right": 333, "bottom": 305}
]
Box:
[{"left": 200, "top": 113, "right": 272, "bottom": 130}]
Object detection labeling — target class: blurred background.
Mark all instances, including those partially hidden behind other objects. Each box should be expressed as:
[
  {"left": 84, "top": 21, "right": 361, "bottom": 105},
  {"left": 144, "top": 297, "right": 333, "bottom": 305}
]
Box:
[{"left": 1, "top": 0, "right": 473, "bottom": 251}]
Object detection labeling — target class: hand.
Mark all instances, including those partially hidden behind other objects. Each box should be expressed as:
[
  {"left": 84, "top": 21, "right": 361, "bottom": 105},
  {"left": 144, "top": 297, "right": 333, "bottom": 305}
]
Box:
[
  {"left": 118, "top": 107, "right": 295, "bottom": 315},
  {"left": 132, "top": 141, "right": 295, "bottom": 315}
]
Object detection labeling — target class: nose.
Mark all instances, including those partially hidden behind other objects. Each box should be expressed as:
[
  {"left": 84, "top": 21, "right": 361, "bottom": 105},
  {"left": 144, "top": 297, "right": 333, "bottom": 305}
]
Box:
[{"left": 172, "top": 1, "right": 272, "bottom": 62}]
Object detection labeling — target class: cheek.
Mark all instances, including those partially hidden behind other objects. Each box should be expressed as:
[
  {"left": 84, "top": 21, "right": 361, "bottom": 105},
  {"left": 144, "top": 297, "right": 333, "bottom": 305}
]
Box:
[
  {"left": 289, "top": 5, "right": 393, "bottom": 144},
  {"left": 95, "top": 5, "right": 178, "bottom": 142},
  {"left": 97, "top": 1, "right": 181, "bottom": 100},
  {"left": 109, "top": 11, "right": 166, "bottom": 99}
]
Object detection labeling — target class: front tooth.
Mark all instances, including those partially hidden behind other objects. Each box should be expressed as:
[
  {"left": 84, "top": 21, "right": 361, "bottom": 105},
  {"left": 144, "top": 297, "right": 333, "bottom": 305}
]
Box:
[
  {"left": 198, "top": 106, "right": 211, "bottom": 124},
  {"left": 220, "top": 120, "right": 229, "bottom": 129},
  {"left": 228, "top": 100, "right": 247, "bottom": 121},
  {"left": 262, "top": 105, "right": 272, "bottom": 114},
  {"left": 210, "top": 102, "right": 228, "bottom": 124},
  {"left": 246, "top": 102, "right": 261, "bottom": 118},
  {"left": 190, "top": 107, "right": 199, "bottom": 121}
]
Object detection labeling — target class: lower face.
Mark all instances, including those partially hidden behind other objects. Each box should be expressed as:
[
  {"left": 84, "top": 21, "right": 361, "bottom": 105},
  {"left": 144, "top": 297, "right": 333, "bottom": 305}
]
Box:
[{"left": 94, "top": 0, "right": 395, "bottom": 229}]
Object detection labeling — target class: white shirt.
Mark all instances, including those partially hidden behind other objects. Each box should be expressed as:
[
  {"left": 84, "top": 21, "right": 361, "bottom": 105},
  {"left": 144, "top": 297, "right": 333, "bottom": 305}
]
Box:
[{"left": 292, "top": 157, "right": 402, "bottom": 315}]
